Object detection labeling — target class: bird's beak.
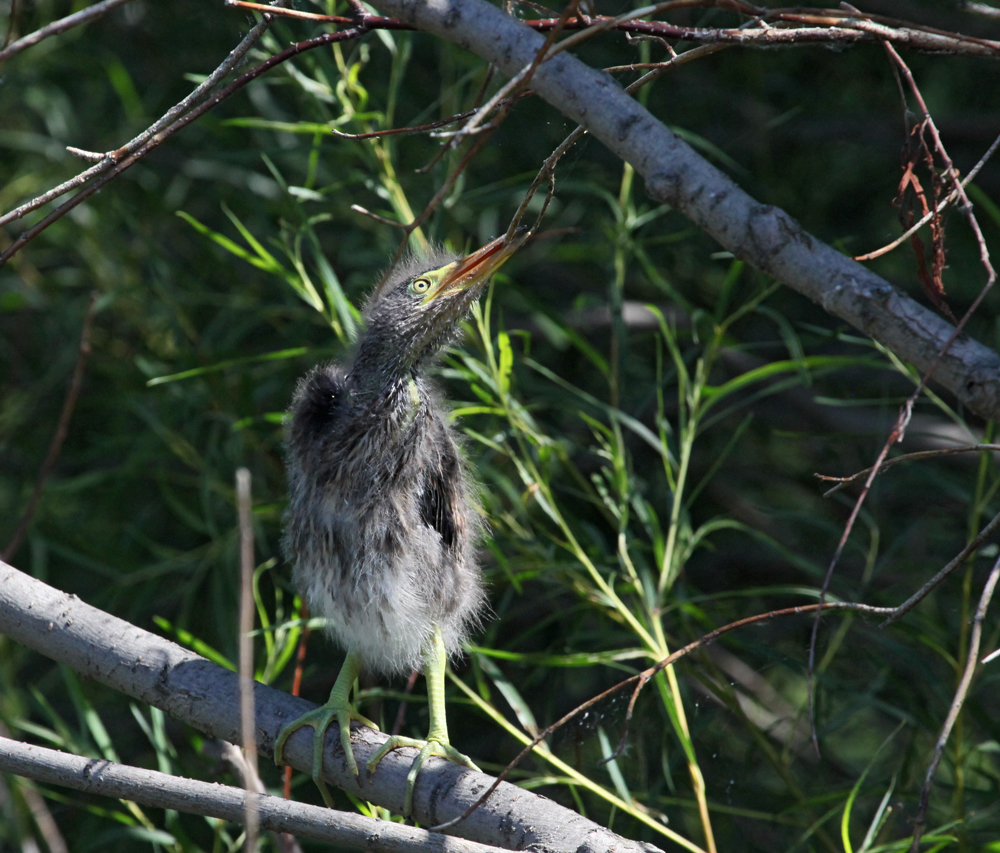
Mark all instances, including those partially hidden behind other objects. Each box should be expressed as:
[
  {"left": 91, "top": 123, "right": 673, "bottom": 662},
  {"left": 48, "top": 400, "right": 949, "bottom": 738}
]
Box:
[{"left": 425, "top": 227, "right": 529, "bottom": 303}]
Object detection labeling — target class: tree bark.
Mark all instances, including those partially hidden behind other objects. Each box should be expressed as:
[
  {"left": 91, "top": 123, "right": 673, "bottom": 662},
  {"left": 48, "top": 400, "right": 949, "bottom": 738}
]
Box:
[
  {"left": 0, "top": 736, "right": 512, "bottom": 853},
  {"left": 0, "top": 562, "right": 660, "bottom": 853},
  {"left": 367, "top": 0, "right": 1000, "bottom": 422}
]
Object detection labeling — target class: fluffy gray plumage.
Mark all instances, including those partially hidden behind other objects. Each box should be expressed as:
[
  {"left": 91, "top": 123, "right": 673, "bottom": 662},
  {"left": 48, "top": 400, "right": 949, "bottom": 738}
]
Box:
[{"left": 284, "top": 247, "right": 486, "bottom": 676}]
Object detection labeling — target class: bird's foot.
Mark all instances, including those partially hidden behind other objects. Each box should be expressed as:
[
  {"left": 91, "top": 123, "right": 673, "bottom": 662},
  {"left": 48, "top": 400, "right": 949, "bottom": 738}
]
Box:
[
  {"left": 274, "top": 703, "right": 379, "bottom": 806},
  {"left": 367, "top": 734, "right": 479, "bottom": 816}
]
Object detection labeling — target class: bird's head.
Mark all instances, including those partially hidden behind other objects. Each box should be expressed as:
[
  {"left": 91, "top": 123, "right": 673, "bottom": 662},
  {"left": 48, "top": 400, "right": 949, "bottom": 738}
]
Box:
[{"left": 354, "top": 228, "right": 528, "bottom": 388}]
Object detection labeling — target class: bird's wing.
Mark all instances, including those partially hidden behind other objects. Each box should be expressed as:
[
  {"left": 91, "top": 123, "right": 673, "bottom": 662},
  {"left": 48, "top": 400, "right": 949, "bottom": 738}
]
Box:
[
  {"left": 419, "top": 442, "right": 462, "bottom": 551},
  {"left": 288, "top": 365, "right": 348, "bottom": 453}
]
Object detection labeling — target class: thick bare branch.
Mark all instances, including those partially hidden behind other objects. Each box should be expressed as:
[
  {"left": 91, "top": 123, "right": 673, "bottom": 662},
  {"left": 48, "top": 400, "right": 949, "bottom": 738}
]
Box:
[
  {"left": 0, "top": 562, "right": 659, "bottom": 853},
  {"left": 0, "top": 736, "right": 508, "bottom": 853},
  {"left": 367, "top": 0, "right": 1000, "bottom": 422}
]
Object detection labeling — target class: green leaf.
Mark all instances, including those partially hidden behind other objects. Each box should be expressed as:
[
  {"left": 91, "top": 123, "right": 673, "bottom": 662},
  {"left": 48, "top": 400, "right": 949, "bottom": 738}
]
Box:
[{"left": 497, "top": 329, "right": 513, "bottom": 395}]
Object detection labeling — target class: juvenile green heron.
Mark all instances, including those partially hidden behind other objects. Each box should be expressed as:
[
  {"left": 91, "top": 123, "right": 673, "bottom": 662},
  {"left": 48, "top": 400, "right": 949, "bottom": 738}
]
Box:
[{"left": 274, "top": 229, "right": 527, "bottom": 813}]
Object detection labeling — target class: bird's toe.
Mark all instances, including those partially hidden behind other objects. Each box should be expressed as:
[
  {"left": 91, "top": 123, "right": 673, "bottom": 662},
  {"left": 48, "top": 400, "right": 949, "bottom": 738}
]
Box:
[{"left": 368, "top": 734, "right": 478, "bottom": 816}]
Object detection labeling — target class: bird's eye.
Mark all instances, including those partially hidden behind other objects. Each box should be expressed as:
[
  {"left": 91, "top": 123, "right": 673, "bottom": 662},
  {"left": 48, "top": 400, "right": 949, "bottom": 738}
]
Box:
[{"left": 409, "top": 278, "right": 431, "bottom": 295}]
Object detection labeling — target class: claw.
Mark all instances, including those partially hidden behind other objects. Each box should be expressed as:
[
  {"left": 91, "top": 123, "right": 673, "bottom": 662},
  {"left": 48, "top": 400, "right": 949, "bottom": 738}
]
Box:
[
  {"left": 367, "top": 734, "right": 479, "bottom": 815},
  {"left": 273, "top": 650, "right": 377, "bottom": 805},
  {"left": 275, "top": 629, "right": 478, "bottom": 817},
  {"left": 365, "top": 626, "right": 479, "bottom": 815}
]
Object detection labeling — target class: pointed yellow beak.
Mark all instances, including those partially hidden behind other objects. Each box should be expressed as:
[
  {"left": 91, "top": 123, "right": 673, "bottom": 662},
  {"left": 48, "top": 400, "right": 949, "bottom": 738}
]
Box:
[{"left": 424, "top": 227, "right": 529, "bottom": 303}]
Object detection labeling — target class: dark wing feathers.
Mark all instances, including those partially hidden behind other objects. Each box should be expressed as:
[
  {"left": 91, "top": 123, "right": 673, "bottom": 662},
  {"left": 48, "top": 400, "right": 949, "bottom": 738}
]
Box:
[
  {"left": 419, "top": 445, "right": 461, "bottom": 550},
  {"left": 290, "top": 365, "right": 346, "bottom": 449}
]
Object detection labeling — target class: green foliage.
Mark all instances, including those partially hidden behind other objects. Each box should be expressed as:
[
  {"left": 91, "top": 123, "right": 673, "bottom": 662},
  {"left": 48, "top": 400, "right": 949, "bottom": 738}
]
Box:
[{"left": 3, "top": 0, "right": 1000, "bottom": 851}]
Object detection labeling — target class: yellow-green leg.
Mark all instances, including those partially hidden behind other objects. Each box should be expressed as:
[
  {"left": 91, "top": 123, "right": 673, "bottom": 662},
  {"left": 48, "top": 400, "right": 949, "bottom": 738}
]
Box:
[
  {"left": 273, "top": 650, "right": 378, "bottom": 806},
  {"left": 367, "top": 625, "right": 479, "bottom": 815}
]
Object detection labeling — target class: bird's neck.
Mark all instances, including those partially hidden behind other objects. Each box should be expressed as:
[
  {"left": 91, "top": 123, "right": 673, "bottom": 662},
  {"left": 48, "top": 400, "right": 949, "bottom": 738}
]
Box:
[{"left": 350, "top": 363, "right": 426, "bottom": 438}]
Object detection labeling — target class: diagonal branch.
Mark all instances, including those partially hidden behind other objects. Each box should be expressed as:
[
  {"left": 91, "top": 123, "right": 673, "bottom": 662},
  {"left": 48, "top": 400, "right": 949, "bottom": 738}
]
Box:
[
  {"left": 0, "top": 0, "right": 139, "bottom": 63},
  {"left": 0, "top": 736, "right": 508, "bottom": 853},
  {"left": 0, "top": 10, "right": 275, "bottom": 231},
  {"left": 909, "top": 555, "right": 1000, "bottom": 851},
  {"left": 0, "top": 562, "right": 659, "bottom": 853},
  {"left": 366, "top": 0, "right": 1000, "bottom": 422}
]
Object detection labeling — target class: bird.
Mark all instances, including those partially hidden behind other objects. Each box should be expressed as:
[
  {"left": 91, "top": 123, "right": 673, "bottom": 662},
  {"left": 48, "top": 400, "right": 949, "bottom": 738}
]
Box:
[{"left": 273, "top": 228, "right": 528, "bottom": 814}]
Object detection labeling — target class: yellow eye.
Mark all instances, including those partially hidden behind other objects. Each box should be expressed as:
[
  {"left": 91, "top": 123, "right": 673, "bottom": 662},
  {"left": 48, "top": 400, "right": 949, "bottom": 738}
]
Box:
[{"left": 410, "top": 278, "right": 431, "bottom": 295}]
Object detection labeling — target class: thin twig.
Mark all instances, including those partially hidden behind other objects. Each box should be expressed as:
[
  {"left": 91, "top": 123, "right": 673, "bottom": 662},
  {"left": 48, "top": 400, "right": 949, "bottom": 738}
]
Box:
[
  {"left": 0, "top": 23, "right": 368, "bottom": 266},
  {"left": 880, "top": 39, "right": 995, "bottom": 284},
  {"left": 429, "top": 599, "right": 893, "bottom": 832},
  {"left": 3, "top": 293, "right": 98, "bottom": 563},
  {"left": 882, "top": 506, "right": 1000, "bottom": 626},
  {"left": 909, "top": 556, "right": 1000, "bottom": 852},
  {"left": 0, "top": 10, "right": 276, "bottom": 230},
  {"left": 818, "top": 444, "right": 1000, "bottom": 496},
  {"left": 959, "top": 0, "right": 1000, "bottom": 18},
  {"left": 0, "top": 0, "right": 138, "bottom": 64},
  {"left": 855, "top": 130, "right": 1000, "bottom": 262},
  {"left": 6, "top": 0, "right": 999, "bottom": 252},
  {"left": 805, "top": 13, "right": 997, "bottom": 755},
  {"left": 434, "top": 0, "right": 581, "bottom": 143},
  {"left": 226, "top": 0, "right": 352, "bottom": 23},
  {"left": 211, "top": 742, "right": 301, "bottom": 853},
  {"left": 807, "top": 408, "right": 903, "bottom": 754},
  {"left": 521, "top": 8, "right": 1000, "bottom": 56},
  {"left": 374, "top": 126, "right": 503, "bottom": 294},
  {"left": 332, "top": 93, "right": 529, "bottom": 140},
  {"left": 237, "top": 469, "right": 259, "bottom": 853},
  {"left": 231, "top": 0, "right": 1000, "bottom": 57},
  {"left": 282, "top": 603, "right": 310, "bottom": 802},
  {"left": 507, "top": 40, "right": 727, "bottom": 244},
  {"left": 225, "top": 0, "right": 412, "bottom": 29},
  {"left": 351, "top": 204, "right": 408, "bottom": 228}
]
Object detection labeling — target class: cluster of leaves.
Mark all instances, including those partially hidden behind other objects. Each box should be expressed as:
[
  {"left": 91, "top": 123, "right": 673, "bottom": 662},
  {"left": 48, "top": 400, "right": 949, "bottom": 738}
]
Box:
[{"left": 2, "top": 0, "right": 1000, "bottom": 851}]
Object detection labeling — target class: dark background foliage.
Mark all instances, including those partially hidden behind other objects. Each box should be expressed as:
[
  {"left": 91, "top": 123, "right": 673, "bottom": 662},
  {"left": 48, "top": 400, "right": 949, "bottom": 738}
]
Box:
[{"left": 2, "top": 0, "right": 1000, "bottom": 850}]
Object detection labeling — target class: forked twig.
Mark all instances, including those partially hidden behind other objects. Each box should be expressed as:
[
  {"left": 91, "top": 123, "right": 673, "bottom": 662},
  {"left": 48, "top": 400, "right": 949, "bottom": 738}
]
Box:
[
  {"left": 855, "top": 131, "right": 1000, "bottom": 262},
  {"left": 0, "top": 23, "right": 368, "bottom": 266},
  {"left": 818, "top": 444, "right": 1000, "bottom": 496},
  {"left": 0, "top": 10, "right": 276, "bottom": 232},
  {"left": 806, "top": 9, "right": 997, "bottom": 755},
  {"left": 909, "top": 557, "right": 1000, "bottom": 852},
  {"left": 331, "top": 95, "right": 528, "bottom": 140},
  {"left": 430, "top": 599, "right": 894, "bottom": 832}
]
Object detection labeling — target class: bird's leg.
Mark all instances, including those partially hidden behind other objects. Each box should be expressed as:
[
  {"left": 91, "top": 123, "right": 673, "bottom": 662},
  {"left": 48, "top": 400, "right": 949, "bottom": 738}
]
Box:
[
  {"left": 366, "top": 625, "right": 479, "bottom": 815},
  {"left": 273, "top": 650, "right": 379, "bottom": 806}
]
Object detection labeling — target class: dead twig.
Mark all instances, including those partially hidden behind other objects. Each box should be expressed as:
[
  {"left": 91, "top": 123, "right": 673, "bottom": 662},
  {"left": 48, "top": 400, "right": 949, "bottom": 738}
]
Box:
[
  {"left": 0, "top": 11, "right": 276, "bottom": 231},
  {"left": 430, "top": 599, "right": 894, "bottom": 832},
  {"left": 856, "top": 130, "right": 1000, "bottom": 262},
  {"left": 818, "top": 444, "right": 1000, "bottom": 496},
  {"left": 881, "top": 506, "right": 1000, "bottom": 627},
  {"left": 0, "top": 23, "right": 368, "bottom": 267},
  {"left": 236, "top": 469, "right": 259, "bottom": 853},
  {"left": 806, "top": 11, "right": 997, "bottom": 756},
  {"left": 0, "top": 0, "right": 139, "bottom": 64},
  {"left": 281, "top": 603, "right": 310, "bottom": 802},
  {"left": 909, "top": 556, "right": 1000, "bottom": 852}
]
